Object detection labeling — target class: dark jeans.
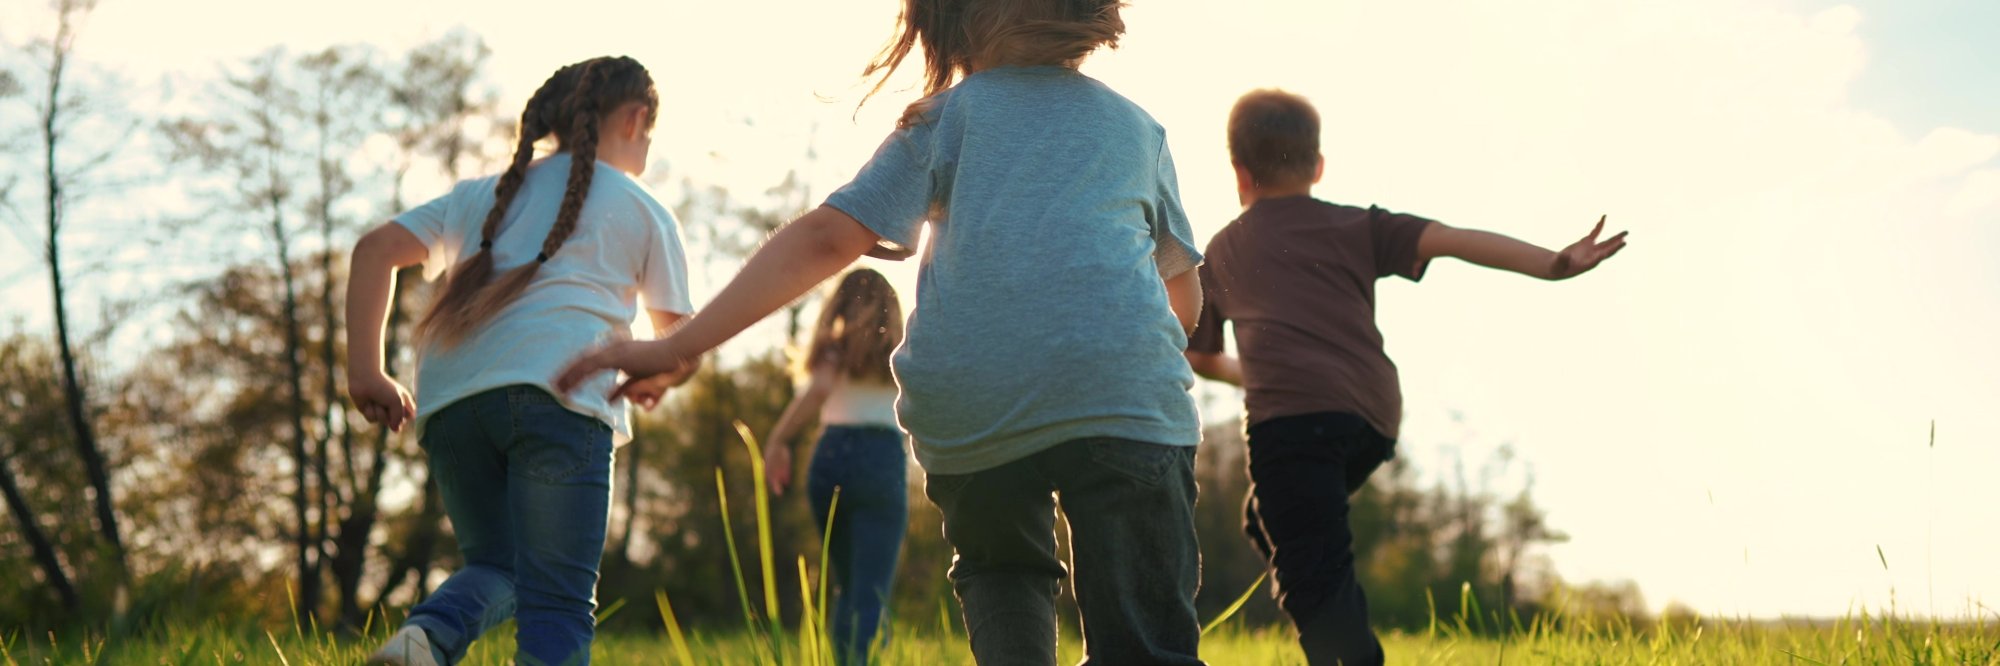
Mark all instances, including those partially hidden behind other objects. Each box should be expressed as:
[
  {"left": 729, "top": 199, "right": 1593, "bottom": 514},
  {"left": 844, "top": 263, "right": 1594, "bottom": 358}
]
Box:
[
  {"left": 924, "top": 438, "right": 1204, "bottom": 666},
  {"left": 806, "top": 425, "right": 910, "bottom": 665},
  {"left": 406, "top": 386, "right": 613, "bottom": 666},
  {"left": 1244, "top": 412, "right": 1395, "bottom": 666}
]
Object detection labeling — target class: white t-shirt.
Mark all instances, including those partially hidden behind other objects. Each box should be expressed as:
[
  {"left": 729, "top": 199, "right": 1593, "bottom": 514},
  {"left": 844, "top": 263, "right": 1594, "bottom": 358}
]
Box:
[
  {"left": 819, "top": 378, "right": 899, "bottom": 428},
  {"left": 395, "top": 153, "right": 691, "bottom": 443}
]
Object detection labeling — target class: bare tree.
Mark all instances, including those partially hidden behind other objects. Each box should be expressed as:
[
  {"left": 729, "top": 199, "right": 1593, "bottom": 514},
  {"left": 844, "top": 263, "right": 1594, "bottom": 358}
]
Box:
[
  {"left": 294, "top": 44, "right": 382, "bottom": 627},
  {"left": 0, "top": 444, "right": 77, "bottom": 613},
  {"left": 162, "top": 48, "right": 320, "bottom": 627},
  {"left": 370, "top": 30, "right": 500, "bottom": 607},
  {"left": 19, "top": 0, "right": 129, "bottom": 594}
]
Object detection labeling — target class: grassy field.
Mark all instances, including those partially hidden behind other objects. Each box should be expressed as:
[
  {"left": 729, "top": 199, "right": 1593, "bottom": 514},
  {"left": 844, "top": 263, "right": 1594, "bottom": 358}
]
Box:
[
  {"left": 15, "top": 432, "right": 1988, "bottom": 665},
  {"left": 7, "top": 612, "right": 1997, "bottom": 665}
]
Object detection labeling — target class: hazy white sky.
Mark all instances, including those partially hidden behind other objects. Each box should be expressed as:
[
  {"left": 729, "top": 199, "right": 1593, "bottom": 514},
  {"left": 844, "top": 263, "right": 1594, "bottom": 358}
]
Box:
[{"left": 2, "top": 0, "right": 1995, "bottom": 618}]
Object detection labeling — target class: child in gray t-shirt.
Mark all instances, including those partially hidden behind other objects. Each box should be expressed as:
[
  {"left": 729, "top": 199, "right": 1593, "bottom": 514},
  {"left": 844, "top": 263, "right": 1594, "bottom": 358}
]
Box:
[{"left": 555, "top": 2, "right": 1210, "bottom": 663}]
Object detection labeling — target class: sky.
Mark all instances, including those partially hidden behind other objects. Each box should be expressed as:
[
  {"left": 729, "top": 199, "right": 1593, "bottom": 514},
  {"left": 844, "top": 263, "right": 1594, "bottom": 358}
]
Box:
[{"left": 1, "top": 0, "right": 1996, "bottom": 619}]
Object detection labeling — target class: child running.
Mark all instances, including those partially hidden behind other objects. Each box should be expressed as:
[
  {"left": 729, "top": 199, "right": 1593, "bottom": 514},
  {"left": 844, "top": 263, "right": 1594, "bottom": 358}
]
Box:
[
  {"left": 553, "top": 1, "right": 1210, "bottom": 662},
  {"left": 1184, "top": 89, "right": 1629, "bottom": 665},
  {"left": 762, "top": 268, "right": 908, "bottom": 665},
  {"left": 347, "top": 56, "right": 694, "bottom": 666}
]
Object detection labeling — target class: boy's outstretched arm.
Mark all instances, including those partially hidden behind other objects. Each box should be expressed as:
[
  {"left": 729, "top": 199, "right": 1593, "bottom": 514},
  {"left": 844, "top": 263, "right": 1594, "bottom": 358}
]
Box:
[
  {"left": 345, "top": 222, "right": 428, "bottom": 431},
  {"left": 556, "top": 205, "right": 879, "bottom": 396},
  {"left": 1416, "top": 215, "right": 1629, "bottom": 280}
]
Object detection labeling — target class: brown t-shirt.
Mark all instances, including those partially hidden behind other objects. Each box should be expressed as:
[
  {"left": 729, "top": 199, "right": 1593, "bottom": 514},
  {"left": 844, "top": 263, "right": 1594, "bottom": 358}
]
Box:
[{"left": 1188, "top": 196, "right": 1433, "bottom": 439}]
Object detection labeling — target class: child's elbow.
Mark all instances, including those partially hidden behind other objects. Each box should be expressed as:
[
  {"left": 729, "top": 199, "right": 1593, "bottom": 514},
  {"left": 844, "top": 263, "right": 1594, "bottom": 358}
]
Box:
[
  {"left": 355, "top": 223, "right": 426, "bottom": 268},
  {"left": 799, "top": 206, "right": 883, "bottom": 261}
]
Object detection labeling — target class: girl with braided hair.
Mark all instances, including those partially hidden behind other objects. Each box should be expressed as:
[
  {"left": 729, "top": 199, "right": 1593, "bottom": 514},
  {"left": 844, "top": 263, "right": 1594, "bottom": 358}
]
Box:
[{"left": 347, "top": 55, "right": 692, "bottom": 666}]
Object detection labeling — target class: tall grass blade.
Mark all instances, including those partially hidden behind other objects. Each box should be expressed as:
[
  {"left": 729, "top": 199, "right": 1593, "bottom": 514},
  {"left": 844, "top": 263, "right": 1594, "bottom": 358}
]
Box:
[
  {"left": 819, "top": 487, "right": 840, "bottom": 639},
  {"left": 796, "top": 555, "right": 823, "bottom": 666},
  {"left": 716, "top": 468, "right": 759, "bottom": 631},
  {"left": 653, "top": 589, "right": 697, "bottom": 665},
  {"left": 262, "top": 631, "right": 291, "bottom": 666},
  {"left": 1202, "top": 571, "right": 1268, "bottom": 636},
  {"left": 735, "top": 420, "right": 782, "bottom": 627}
]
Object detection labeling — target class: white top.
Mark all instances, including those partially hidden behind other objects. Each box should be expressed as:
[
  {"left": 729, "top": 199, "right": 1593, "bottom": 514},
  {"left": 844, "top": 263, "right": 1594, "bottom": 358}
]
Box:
[
  {"left": 820, "top": 378, "right": 899, "bottom": 428},
  {"left": 395, "top": 153, "right": 692, "bottom": 444}
]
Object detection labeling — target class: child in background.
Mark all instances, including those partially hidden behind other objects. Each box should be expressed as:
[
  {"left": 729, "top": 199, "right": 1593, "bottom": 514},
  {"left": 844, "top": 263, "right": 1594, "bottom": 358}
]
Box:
[
  {"left": 763, "top": 268, "right": 908, "bottom": 665},
  {"left": 1185, "top": 89, "right": 1629, "bottom": 665},
  {"left": 554, "top": 0, "right": 1210, "bottom": 662},
  {"left": 347, "top": 56, "right": 695, "bottom": 666}
]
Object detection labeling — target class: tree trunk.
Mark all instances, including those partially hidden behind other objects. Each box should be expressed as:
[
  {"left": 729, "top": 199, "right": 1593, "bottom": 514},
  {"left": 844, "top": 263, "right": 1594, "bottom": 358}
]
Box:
[
  {"left": 0, "top": 451, "right": 78, "bottom": 613},
  {"left": 313, "top": 100, "right": 344, "bottom": 627},
  {"left": 272, "top": 192, "right": 319, "bottom": 626},
  {"left": 40, "top": 3, "right": 127, "bottom": 585},
  {"left": 374, "top": 470, "right": 444, "bottom": 605}
]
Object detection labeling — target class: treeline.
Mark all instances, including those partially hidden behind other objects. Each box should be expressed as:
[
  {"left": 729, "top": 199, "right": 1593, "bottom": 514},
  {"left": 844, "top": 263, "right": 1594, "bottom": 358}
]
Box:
[{"left": 0, "top": 2, "right": 1638, "bottom": 637}]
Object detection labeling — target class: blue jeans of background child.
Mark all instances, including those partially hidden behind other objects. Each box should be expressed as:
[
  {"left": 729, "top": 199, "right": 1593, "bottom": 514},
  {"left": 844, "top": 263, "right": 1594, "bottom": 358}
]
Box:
[
  {"left": 805, "top": 425, "right": 909, "bottom": 665},
  {"left": 403, "top": 385, "right": 613, "bottom": 666},
  {"left": 1244, "top": 411, "right": 1396, "bottom": 666},
  {"left": 924, "top": 438, "right": 1204, "bottom": 666}
]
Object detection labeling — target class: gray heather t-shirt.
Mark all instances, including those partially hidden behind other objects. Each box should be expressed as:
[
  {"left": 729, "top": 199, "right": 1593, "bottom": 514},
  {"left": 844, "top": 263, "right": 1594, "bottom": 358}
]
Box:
[{"left": 824, "top": 65, "right": 1204, "bottom": 475}]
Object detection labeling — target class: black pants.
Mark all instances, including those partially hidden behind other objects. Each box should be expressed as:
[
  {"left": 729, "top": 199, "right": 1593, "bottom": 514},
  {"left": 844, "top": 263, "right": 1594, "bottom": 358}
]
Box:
[{"left": 1244, "top": 412, "right": 1394, "bottom": 666}]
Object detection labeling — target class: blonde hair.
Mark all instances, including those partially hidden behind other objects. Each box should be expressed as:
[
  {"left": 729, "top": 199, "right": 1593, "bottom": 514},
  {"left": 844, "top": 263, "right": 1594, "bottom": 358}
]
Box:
[
  {"left": 861, "top": 0, "right": 1127, "bottom": 125},
  {"left": 417, "top": 56, "right": 659, "bottom": 346},
  {"left": 804, "top": 269, "right": 903, "bottom": 384}
]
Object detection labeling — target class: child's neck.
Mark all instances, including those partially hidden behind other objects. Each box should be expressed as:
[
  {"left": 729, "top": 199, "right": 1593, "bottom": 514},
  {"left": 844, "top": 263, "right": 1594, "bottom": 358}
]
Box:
[{"left": 1239, "top": 185, "right": 1314, "bottom": 207}]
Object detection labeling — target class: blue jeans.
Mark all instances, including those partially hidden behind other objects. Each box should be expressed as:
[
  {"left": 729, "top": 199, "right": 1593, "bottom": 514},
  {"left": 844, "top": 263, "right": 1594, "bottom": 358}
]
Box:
[
  {"left": 404, "top": 385, "right": 613, "bottom": 666},
  {"left": 806, "top": 425, "right": 910, "bottom": 665},
  {"left": 924, "top": 438, "right": 1204, "bottom": 666}
]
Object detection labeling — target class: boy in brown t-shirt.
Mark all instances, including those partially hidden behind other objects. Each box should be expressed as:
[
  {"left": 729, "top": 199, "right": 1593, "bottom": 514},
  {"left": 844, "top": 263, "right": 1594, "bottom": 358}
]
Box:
[{"left": 1186, "top": 89, "right": 1628, "bottom": 665}]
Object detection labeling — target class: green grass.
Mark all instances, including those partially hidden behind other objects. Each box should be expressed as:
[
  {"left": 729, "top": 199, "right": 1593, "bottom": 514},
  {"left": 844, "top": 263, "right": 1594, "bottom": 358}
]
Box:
[
  {"left": 14, "top": 424, "right": 1990, "bottom": 665},
  {"left": 5, "top": 612, "right": 1998, "bottom": 665}
]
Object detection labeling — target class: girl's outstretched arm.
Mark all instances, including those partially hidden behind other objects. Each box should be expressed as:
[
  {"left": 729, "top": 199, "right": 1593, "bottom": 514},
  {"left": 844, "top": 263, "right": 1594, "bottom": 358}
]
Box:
[
  {"left": 346, "top": 222, "right": 428, "bottom": 431},
  {"left": 762, "top": 362, "right": 837, "bottom": 496},
  {"left": 1416, "top": 215, "right": 1629, "bottom": 280},
  {"left": 558, "top": 205, "right": 881, "bottom": 395}
]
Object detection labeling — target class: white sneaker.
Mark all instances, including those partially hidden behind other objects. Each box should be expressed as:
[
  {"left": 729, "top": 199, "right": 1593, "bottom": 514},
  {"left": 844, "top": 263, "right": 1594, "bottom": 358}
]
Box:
[{"left": 366, "top": 625, "right": 441, "bottom": 666}]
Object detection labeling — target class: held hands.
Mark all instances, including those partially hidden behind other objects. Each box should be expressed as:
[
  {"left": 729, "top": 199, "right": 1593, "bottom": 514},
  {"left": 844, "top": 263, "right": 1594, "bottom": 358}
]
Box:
[
  {"left": 348, "top": 369, "right": 416, "bottom": 433},
  {"left": 1550, "top": 215, "right": 1630, "bottom": 280},
  {"left": 608, "top": 369, "right": 690, "bottom": 410},
  {"left": 764, "top": 443, "right": 793, "bottom": 496},
  {"left": 553, "top": 338, "right": 699, "bottom": 406}
]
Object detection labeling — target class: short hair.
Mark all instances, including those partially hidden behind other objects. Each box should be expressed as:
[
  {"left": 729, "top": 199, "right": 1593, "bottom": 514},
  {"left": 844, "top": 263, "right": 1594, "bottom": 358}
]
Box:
[{"left": 1228, "top": 89, "right": 1320, "bottom": 189}]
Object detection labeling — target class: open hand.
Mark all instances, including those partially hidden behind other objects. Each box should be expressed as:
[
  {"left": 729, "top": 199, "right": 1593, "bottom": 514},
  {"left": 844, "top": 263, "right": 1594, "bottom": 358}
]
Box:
[
  {"left": 764, "top": 443, "right": 793, "bottom": 496},
  {"left": 348, "top": 369, "right": 416, "bottom": 433},
  {"left": 1550, "top": 215, "right": 1629, "bottom": 280}
]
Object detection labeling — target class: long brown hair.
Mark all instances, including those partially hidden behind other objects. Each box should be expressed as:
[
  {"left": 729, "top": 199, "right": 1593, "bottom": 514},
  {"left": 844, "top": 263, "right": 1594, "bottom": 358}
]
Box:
[
  {"left": 417, "top": 56, "right": 659, "bottom": 346},
  {"left": 860, "top": 0, "right": 1127, "bottom": 125},
  {"left": 804, "top": 269, "right": 903, "bottom": 384}
]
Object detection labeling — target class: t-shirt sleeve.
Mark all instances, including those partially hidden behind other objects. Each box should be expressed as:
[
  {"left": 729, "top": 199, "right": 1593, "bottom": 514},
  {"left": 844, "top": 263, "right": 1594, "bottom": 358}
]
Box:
[
  {"left": 1370, "top": 206, "right": 1436, "bottom": 282},
  {"left": 394, "top": 180, "right": 473, "bottom": 282},
  {"left": 1186, "top": 262, "right": 1227, "bottom": 354},
  {"left": 638, "top": 200, "right": 694, "bottom": 315},
  {"left": 824, "top": 124, "right": 935, "bottom": 253},
  {"left": 1147, "top": 138, "right": 1203, "bottom": 280}
]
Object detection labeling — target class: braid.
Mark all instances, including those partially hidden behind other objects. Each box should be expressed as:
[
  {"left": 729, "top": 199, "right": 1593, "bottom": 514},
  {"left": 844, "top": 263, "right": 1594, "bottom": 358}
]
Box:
[
  {"left": 416, "top": 56, "right": 657, "bottom": 348},
  {"left": 543, "top": 60, "right": 608, "bottom": 262},
  {"left": 417, "top": 65, "right": 573, "bottom": 344}
]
